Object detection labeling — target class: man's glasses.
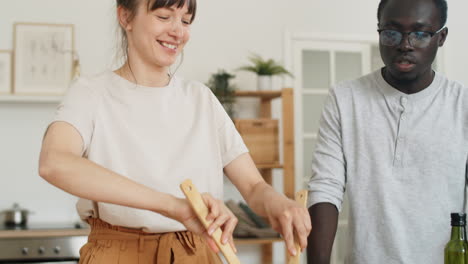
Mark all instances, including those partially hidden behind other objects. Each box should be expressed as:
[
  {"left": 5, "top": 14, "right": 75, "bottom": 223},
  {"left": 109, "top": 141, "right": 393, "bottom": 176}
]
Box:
[{"left": 378, "top": 27, "right": 445, "bottom": 48}]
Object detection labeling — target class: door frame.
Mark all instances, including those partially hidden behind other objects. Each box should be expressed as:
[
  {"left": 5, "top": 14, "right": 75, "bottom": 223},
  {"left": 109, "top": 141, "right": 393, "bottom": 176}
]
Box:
[{"left": 284, "top": 31, "right": 378, "bottom": 194}]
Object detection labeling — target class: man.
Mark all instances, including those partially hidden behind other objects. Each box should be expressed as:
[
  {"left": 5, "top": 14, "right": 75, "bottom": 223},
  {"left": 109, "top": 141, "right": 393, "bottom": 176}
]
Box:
[{"left": 307, "top": 0, "right": 468, "bottom": 263}]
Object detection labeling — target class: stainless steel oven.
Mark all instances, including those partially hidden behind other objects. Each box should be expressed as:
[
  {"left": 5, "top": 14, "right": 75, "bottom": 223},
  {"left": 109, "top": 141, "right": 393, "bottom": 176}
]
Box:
[{"left": 0, "top": 223, "right": 88, "bottom": 264}]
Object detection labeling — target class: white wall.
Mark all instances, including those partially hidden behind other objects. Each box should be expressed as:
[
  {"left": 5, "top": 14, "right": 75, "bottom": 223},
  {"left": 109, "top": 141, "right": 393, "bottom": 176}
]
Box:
[
  {"left": 1, "top": 0, "right": 466, "bottom": 263},
  {"left": 441, "top": 0, "right": 468, "bottom": 83}
]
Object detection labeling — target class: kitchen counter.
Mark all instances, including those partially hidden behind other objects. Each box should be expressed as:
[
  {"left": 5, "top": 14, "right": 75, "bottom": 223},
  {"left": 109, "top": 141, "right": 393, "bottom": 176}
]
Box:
[{"left": 0, "top": 228, "right": 90, "bottom": 239}]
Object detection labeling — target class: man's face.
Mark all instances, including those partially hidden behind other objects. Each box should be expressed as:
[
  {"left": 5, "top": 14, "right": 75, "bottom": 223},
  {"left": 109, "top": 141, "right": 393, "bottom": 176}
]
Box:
[{"left": 378, "top": 0, "right": 447, "bottom": 82}]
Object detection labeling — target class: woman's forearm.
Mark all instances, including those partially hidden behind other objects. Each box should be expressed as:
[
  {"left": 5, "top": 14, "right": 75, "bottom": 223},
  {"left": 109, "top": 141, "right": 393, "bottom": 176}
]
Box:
[
  {"left": 245, "top": 181, "right": 285, "bottom": 217},
  {"left": 39, "top": 150, "right": 177, "bottom": 218}
]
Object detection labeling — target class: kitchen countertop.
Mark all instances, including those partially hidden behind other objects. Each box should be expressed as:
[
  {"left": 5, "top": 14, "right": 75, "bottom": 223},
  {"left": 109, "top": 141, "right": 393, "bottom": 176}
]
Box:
[{"left": 0, "top": 228, "right": 90, "bottom": 238}]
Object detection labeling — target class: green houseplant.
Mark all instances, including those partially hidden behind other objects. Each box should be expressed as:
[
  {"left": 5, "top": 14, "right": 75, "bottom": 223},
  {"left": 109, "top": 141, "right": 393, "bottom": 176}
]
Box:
[
  {"left": 206, "top": 69, "right": 236, "bottom": 118},
  {"left": 238, "top": 54, "right": 293, "bottom": 90}
]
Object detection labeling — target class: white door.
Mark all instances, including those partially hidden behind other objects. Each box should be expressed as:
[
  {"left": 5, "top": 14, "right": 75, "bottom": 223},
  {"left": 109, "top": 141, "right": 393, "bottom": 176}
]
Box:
[
  {"left": 292, "top": 40, "right": 375, "bottom": 192},
  {"left": 287, "top": 33, "right": 383, "bottom": 264}
]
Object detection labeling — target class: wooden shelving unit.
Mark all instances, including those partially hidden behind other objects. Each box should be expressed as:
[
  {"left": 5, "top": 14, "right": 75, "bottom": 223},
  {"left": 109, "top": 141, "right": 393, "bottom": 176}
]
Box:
[{"left": 233, "top": 88, "right": 295, "bottom": 264}]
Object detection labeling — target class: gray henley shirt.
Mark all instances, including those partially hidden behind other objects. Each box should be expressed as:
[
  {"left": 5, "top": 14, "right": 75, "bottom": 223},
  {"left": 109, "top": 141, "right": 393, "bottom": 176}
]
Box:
[{"left": 308, "top": 69, "right": 468, "bottom": 264}]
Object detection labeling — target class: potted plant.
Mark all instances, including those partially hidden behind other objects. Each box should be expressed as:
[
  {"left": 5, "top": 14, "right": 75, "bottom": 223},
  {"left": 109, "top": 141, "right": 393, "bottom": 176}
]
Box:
[
  {"left": 206, "top": 69, "right": 237, "bottom": 118},
  {"left": 238, "top": 54, "right": 293, "bottom": 90}
]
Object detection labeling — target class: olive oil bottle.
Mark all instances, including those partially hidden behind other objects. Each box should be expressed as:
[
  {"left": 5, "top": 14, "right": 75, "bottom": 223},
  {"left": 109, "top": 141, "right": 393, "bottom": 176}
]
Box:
[{"left": 445, "top": 213, "right": 468, "bottom": 264}]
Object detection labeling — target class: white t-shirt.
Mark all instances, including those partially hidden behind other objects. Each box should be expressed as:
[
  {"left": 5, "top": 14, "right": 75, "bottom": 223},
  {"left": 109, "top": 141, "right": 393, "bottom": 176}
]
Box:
[{"left": 53, "top": 71, "right": 248, "bottom": 233}]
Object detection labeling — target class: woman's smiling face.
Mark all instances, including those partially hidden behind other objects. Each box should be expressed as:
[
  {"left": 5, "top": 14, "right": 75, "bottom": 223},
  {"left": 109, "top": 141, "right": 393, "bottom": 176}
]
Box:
[{"left": 125, "top": 2, "right": 193, "bottom": 69}]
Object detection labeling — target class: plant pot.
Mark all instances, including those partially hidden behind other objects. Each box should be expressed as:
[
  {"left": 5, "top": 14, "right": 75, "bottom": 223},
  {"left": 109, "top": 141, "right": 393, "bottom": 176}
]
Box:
[{"left": 257, "top": 75, "right": 272, "bottom": 91}]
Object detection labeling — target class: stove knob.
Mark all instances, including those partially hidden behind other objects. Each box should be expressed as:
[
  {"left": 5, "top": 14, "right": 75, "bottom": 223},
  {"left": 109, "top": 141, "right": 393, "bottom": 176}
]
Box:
[
  {"left": 38, "top": 246, "right": 45, "bottom": 255},
  {"left": 54, "top": 246, "right": 61, "bottom": 254},
  {"left": 21, "top": 247, "right": 29, "bottom": 255}
]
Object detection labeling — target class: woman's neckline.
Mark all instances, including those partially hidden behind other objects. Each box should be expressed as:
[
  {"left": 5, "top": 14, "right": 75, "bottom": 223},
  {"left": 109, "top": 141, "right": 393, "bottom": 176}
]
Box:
[{"left": 111, "top": 70, "right": 174, "bottom": 90}]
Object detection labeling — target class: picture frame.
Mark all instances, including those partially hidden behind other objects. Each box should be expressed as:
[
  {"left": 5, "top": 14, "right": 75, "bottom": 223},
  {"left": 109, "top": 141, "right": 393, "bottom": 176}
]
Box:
[
  {"left": 0, "top": 50, "right": 12, "bottom": 94},
  {"left": 13, "top": 22, "right": 75, "bottom": 95}
]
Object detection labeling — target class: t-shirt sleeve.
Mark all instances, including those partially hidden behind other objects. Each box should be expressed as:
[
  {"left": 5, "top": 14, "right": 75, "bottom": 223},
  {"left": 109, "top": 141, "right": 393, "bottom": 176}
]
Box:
[
  {"left": 208, "top": 90, "right": 249, "bottom": 167},
  {"left": 52, "top": 78, "right": 98, "bottom": 155},
  {"left": 307, "top": 88, "right": 346, "bottom": 211}
]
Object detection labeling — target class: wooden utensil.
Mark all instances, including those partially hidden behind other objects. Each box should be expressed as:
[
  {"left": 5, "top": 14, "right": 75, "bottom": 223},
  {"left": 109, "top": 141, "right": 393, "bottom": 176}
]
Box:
[
  {"left": 180, "top": 179, "right": 241, "bottom": 264},
  {"left": 288, "top": 189, "right": 309, "bottom": 264}
]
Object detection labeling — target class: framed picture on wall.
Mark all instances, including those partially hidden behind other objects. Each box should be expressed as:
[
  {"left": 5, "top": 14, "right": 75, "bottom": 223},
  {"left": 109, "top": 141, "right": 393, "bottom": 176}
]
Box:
[
  {"left": 0, "top": 50, "right": 12, "bottom": 94},
  {"left": 13, "top": 22, "right": 74, "bottom": 95}
]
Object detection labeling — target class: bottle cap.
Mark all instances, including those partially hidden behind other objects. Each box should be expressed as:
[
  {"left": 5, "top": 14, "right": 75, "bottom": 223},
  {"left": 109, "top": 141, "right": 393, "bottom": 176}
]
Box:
[{"left": 451, "top": 213, "right": 466, "bottom": 226}]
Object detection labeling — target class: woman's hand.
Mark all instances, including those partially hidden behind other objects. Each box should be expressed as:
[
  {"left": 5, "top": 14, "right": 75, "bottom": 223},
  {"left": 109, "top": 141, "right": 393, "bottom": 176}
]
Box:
[
  {"left": 170, "top": 193, "right": 238, "bottom": 253},
  {"left": 265, "top": 197, "right": 312, "bottom": 256},
  {"left": 222, "top": 153, "right": 312, "bottom": 256}
]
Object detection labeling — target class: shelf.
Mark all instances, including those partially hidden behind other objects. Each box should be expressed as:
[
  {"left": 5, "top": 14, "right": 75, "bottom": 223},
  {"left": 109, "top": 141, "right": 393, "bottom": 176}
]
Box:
[
  {"left": 234, "top": 237, "right": 283, "bottom": 245},
  {"left": 0, "top": 95, "right": 62, "bottom": 103},
  {"left": 234, "top": 90, "right": 282, "bottom": 99},
  {"left": 232, "top": 88, "right": 294, "bottom": 263}
]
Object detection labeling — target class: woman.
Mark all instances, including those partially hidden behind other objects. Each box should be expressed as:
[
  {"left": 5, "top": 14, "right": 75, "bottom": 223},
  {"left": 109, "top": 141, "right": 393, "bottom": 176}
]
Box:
[{"left": 38, "top": 0, "right": 311, "bottom": 263}]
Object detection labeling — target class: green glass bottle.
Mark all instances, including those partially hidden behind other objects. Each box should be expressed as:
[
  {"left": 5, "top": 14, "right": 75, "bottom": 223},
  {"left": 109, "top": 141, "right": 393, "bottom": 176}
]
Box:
[{"left": 445, "top": 213, "right": 468, "bottom": 264}]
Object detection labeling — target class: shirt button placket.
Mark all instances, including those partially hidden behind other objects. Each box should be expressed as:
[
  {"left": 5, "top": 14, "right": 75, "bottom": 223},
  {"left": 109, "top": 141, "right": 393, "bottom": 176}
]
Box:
[{"left": 394, "top": 96, "right": 409, "bottom": 167}]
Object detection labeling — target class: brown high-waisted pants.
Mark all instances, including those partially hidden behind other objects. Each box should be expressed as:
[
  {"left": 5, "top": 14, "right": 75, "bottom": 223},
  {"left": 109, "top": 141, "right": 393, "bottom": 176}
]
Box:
[{"left": 79, "top": 218, "right": 222, "bottom": 264}]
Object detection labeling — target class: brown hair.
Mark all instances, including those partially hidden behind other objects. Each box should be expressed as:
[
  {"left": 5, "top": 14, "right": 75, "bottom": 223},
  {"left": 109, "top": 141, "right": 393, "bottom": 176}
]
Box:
[{"left": 116, "top": 0, "right": 197, "bottom": 64}]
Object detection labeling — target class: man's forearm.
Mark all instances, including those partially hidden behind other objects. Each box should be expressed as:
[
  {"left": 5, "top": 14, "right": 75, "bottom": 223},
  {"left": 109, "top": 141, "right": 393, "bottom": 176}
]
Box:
[{"left": 307, "top": 203, "right": 339, "bottom": 264}]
